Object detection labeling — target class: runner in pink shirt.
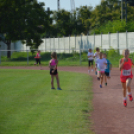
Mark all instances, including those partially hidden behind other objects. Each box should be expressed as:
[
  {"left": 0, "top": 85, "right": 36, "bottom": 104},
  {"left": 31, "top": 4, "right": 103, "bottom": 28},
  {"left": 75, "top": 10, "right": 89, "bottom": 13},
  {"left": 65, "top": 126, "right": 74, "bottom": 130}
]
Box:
[{"left": 49, "top": 52, "right": 62, "bottom": 90}]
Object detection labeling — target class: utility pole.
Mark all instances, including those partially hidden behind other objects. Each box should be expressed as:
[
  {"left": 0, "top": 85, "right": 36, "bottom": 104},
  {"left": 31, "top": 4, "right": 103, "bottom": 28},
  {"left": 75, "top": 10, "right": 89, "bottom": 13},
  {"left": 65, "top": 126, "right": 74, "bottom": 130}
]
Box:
[
  {"left": 121, "top": 0, "right": 127, "bottom": 23},
  {"left": 121, "top": 0, "right": 124, "bottom": 20},
  {"left": 58, "top": 0, "right": 60, "bottom": 11}
]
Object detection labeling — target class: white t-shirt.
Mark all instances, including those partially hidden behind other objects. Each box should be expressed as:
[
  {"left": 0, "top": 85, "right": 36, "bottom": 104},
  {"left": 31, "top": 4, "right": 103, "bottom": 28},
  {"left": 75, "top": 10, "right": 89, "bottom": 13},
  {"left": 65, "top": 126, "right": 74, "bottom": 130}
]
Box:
[
  {"left": 94, "top": 52, "right": 100, "bottom": 59},
  {"left": 87, "top": 52, "right": 94, "bottom": 60},
  {"left": 96, "top": 58, "right": 107, "bottom": 71}
]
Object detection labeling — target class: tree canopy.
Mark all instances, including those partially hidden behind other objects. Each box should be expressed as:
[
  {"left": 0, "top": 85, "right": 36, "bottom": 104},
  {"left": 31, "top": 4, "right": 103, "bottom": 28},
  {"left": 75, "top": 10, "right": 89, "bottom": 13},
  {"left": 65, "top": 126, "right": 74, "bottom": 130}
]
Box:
[{"left": 1, "top": 0, "right": 134, "bottom": 58}]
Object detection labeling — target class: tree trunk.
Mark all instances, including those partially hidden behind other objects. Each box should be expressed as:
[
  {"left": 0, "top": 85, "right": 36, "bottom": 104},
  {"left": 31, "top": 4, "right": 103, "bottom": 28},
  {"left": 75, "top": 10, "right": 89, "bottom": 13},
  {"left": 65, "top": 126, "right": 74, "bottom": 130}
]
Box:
[{"left": 7, "top": 40, "right": 11, "bottom": 59}]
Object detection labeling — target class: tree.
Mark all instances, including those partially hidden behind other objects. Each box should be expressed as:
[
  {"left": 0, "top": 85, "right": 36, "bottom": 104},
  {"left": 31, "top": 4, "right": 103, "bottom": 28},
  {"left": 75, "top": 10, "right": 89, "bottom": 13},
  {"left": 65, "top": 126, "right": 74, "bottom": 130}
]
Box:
[
  {"left": 52, "top": 9, "right": 72, "bottom": 37},
  {"left": 76, "top": 6, "right": 93, "bottom": 34},
  {"left": 0, "top": 0, "right": 48, "bottom": 58}
]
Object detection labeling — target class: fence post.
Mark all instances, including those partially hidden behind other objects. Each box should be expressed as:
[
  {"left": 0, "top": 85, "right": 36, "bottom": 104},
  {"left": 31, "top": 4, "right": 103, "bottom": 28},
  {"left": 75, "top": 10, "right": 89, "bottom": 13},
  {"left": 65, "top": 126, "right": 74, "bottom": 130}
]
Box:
[
  {"left": 58, "top": 36, "right": 59, "bottom": 53},
  {"left": 80, "top": 34, "right": 82, "bottom": 65},
  {"left": 87, "top": 33, "right": 89, "bottom": 49},
  {"left": 0, "top": 46, "right": 1, "bottom": 64},
  {"left": 50, "top": 37, "right": 51, "bottom": 52},
  {"left": 108, "top": 32, "right": 110, "bottom": 49},
  {"left": 27, "top": 50, "right": 29, "bottom": 65},
  {"left": 75, "top": 35, "right": 76, "bottom": 53},
  {"left": 117, "top": 31, "right": 119, "bottom": 54},
  {"left": 63, "top": 36, "right": 65, "bottom": 53},
  {"left": 101, "top": 32, "right": 102, "bottom": 49},
  {"left": 45, "top": 37, "right": 46, "bottom": 52},
  {"left": 126, "top": 30, "right": 128, "bottom": 49},
  {"left": 69, "top": 35, "right": 70, "bottom": 53},
  {"left": 94, "top": 33, "right": 95, "bottom": 50}
]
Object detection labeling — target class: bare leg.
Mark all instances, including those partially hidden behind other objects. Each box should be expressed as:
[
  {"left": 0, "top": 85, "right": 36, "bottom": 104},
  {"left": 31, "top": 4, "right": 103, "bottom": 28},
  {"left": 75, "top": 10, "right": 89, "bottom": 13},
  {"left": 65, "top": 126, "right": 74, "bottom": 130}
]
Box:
[
  {"left": 55, "top": 74, "right": 60, "bottom": 88},
  {"left": 122, "top": 82, "right": 127, "bottom": 98},
  {"left": 51, "top": 75, "right": 54, "bottom": 88},
  {"left": 97, "top": 71, "right": 101, "bottom": 78},
  {"left": 104, "top": 75, "right": 107, "bottom": 83},
  {"left": 88, "top": 66, "right": 90, "bottom": 71},
  {"left": 100, "top": 73, "right": 104, "bottom": 86},
  {"left": 126, "top": 78, "right": 132, "bottom": 93},
  {"left": 91, "top": 65, "right": 94, "bottom": 71}
]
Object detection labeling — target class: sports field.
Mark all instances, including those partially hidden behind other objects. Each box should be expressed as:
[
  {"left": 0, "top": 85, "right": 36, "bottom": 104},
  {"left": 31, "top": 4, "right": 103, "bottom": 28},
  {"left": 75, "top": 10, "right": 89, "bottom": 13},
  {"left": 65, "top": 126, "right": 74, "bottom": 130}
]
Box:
[{"left": 0, "top": 69, "right": 94, "bottom": 134}]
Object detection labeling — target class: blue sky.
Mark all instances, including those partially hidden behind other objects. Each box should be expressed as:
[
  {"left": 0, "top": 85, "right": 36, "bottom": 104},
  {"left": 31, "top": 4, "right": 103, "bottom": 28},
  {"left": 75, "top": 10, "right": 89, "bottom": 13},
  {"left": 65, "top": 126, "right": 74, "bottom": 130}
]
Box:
[{"left": 38, "top": 0, "right": 101, "bottom": 11}]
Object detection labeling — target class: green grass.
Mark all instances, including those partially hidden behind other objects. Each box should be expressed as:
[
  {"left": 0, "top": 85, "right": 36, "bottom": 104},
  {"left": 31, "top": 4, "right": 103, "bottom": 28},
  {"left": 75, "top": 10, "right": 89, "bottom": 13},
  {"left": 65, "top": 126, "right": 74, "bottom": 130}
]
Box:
[
  {"left": 1, "top": 49, "right": 131, "bottom": 67},
  {"left": 0, "top": 69, "right": 94, "bottom": 134}
]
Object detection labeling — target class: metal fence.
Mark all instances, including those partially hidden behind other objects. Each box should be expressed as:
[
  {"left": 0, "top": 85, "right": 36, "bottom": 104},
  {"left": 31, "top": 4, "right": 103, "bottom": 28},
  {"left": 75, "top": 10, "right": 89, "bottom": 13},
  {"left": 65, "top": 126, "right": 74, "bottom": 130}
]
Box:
[{"left": 1, "top": 31, "right": 134, "bottom": 55}]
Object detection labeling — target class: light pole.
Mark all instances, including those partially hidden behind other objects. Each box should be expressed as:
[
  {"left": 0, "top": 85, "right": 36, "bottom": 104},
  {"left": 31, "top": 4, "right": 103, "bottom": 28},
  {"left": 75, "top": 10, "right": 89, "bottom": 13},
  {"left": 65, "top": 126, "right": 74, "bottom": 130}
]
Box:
[{"left": 121, "top": 0, "right": 128, "bottom": 23}]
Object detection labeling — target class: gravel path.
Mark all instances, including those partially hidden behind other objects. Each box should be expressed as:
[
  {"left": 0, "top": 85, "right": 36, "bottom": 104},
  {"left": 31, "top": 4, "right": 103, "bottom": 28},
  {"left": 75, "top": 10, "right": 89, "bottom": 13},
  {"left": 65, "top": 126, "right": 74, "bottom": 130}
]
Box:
[{"left": 1, "top": 66, "right": 134, "bottom": 134}]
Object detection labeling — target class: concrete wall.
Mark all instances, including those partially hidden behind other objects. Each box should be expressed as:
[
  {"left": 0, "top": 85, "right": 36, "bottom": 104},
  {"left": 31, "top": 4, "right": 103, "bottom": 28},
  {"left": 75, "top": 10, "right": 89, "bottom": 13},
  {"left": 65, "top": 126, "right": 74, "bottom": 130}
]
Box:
[{"left": 1, "top": 32, "right": 134, "bottom": 56}]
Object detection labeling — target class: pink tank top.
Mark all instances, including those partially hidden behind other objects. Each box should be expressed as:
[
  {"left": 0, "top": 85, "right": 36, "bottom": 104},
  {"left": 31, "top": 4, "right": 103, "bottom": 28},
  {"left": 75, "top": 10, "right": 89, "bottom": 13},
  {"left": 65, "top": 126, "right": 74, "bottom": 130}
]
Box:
[
  {"left": 121, "top": 58, "right": 133, "bottom": 77},
  {"left": 50, "top": 59, "right": 57, "bottom": 66}
]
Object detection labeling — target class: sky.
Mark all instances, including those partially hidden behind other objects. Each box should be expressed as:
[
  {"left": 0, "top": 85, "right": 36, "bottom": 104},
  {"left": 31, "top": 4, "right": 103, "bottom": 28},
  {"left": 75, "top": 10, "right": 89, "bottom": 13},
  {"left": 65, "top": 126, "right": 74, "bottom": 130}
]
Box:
[{"left": 37, "top": 0, "right": 101, "bottom": 11}]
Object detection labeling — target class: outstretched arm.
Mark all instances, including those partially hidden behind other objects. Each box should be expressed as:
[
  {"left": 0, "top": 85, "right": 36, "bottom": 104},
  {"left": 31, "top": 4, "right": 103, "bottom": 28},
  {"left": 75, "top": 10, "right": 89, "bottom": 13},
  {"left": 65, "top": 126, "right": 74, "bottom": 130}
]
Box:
[
  {"left": 119, "top": 59, "right": 125, "bottom": 71},
  {"left": 130, "top": 58, "right": 134, "bottom": 65}
]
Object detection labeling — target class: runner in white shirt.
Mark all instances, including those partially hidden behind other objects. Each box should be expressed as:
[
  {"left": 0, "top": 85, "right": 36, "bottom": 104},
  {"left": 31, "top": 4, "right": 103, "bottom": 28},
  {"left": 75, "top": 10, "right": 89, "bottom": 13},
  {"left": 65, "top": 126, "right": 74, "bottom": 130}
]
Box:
[
  {"left": 94, "top": 47, "right": 100, "bottom": 75},
  {"left": 87, "top": 49, "right": 94, "bottom": 73},
  {"left": 96, "top": 52, "right": 107, "bottom": 88}
]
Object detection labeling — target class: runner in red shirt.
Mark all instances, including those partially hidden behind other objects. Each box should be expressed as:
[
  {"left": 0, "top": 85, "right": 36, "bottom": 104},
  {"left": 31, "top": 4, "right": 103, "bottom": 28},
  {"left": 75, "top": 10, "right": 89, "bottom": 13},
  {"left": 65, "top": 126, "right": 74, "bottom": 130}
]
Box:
[{"left": 119, "top": 49, "right": 134, "bottom": 107}]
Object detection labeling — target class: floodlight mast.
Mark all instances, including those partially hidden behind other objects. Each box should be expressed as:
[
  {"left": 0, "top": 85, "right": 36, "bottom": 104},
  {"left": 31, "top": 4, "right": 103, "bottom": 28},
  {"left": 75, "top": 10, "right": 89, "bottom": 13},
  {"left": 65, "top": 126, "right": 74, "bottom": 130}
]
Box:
[
  {"left": 57, "top": 0, "right": 75, "bottom": 12},
  {"left": 58, "top": 0, "right": 60, "bottom": 11},
  {"left": 70, "top": 0, "right": 75, "bottom": 13}
]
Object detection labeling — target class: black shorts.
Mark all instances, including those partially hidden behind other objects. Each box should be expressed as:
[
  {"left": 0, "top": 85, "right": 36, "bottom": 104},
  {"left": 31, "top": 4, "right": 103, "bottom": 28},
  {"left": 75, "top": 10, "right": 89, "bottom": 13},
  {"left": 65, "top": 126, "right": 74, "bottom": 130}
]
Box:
[
  {"left": 36, "top": 59, "right": 41, "bottom": 64},
  {"left": 50, "top": 69, "right": 58, "bottom": 75},
  {"left": 105, "top": 72, "right": 110, "bottom": 77},
  {"left": 88, "top": 60, "right": 94, "bottom": 66}
]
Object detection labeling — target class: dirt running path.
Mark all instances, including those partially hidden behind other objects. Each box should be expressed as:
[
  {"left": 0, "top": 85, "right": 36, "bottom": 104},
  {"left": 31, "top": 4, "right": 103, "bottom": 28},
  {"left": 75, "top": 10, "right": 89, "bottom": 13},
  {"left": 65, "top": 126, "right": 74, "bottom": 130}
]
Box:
[{"left": 0, "top": 66, "right": 134, "bottom": 134}]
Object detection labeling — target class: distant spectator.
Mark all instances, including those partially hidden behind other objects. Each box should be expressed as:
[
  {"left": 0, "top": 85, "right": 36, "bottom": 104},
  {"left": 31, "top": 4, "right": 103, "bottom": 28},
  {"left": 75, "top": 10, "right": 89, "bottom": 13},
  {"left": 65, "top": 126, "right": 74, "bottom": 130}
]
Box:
[
  {"left": 87, "top": 49, "right": 94, "bottom": 73},
  {"left": 34, "top": 50, "right": 41, "bottom": 65}
]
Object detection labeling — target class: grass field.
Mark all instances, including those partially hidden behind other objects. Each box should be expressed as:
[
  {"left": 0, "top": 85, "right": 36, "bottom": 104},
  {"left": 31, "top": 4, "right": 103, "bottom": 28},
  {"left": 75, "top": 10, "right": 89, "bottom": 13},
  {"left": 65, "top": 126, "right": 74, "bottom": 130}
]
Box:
[{"left": 0, "top": 69, "right": 94, "bottom": 134}]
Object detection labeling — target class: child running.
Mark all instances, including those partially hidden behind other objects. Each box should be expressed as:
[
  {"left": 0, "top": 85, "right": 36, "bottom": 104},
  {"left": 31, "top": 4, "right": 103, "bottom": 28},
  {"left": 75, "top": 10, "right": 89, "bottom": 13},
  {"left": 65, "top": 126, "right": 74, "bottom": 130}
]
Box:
[
  {"left": 94, "top": 47, "right": 100, "bottom": 75},
  {"left": 103, "top": 53, "right": 112, "bottom": 86},
  {"left": 49, "top": 52, "right": 62, "bottom": 90},
  {"left": 96, "top": 52, "right": 107, "bottom": 88},
  {"left": 87, "top": 48, "right": 94, "bottom": 73},
  {"left": 119, "top": 49, "right": 133, "bottom": 107}
]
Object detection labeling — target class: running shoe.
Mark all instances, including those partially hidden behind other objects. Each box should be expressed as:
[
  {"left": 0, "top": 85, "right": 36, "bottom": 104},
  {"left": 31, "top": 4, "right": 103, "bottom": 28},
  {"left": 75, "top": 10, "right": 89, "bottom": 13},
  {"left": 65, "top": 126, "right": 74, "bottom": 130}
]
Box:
[
  {"left": 123, "top": 100, "right": 127, "bottom": 107},
  {"left": 51, "top": 87, "right": 55, "bottom": 89},
  {"left": 128, "top": 94, "right": 133, "bottom": 101},
  {"left": 97, "top": 77, "right": 100, "bottom": 80},
  {"left": 57, "top": 88, "right": 62, "bottom": 90},
  {"left": 105, "top": 83, "right": 107, "bottom": 86},
  {"left": 100, "top": 85, "right": 102, "bottom": 88}
]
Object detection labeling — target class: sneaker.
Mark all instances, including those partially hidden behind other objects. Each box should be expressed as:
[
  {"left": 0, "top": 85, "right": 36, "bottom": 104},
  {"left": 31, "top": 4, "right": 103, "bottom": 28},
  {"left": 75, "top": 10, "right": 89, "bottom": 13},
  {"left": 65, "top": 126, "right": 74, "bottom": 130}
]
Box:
[
  {"left": 100, "top": 85, "right": 102, "bottom": 88},
  {"left": 105, "top": 83, "right": 107, "bottom": 86},
  {"left": 123, "top": 100, "right": 127, "bottom": 107},
  {"left": 51, "top": 87, "right": 55, "bottom": 89},
  {"left": 128, "top": 94, "right": 133, "bottom": 101},
  {"left": 57, "top": 88, "right": 62, "bottom": 90},
  {"left": 88, "top": 70, "right": 90, "bottom": 73},
  {"left": 97, "top": 77, "right": 100, "bottom": 80},
  {"left": 91, "top": 69, "right": 94, "bottom": 72}
]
